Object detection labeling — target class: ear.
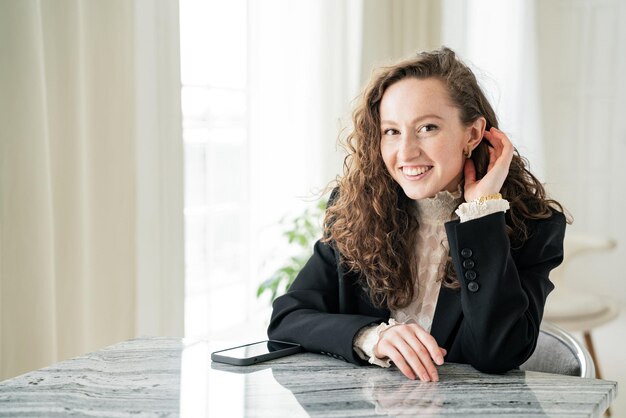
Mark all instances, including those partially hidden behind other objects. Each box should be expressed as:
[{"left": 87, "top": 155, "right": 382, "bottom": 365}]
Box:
[{"left": 466, "top": 117, "right": 486, "bottom": 151}]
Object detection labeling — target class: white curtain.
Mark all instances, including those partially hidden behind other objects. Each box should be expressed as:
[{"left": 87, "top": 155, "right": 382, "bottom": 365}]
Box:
[
  {"left": 134, "top": 0, "right": 185, "bottom": 343},
  {"left": 247, "top": 0, "right": 365, "bottom": 312},
  {"left": 0, "top": 0, "right": 183, "bottom": 380}
]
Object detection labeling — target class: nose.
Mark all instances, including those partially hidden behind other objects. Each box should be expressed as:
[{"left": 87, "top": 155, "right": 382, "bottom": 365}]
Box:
[{"left": 397, "top": 132, "right": 421, "bottom": 161}]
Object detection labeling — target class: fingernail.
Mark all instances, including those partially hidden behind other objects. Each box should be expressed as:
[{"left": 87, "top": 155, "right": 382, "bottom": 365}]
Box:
[{"left": 436, "top": 356, "right": 443, "bottom": 365}]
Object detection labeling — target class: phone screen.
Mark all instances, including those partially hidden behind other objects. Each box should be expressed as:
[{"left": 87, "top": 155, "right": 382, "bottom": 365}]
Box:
[{"left": 216, "top": 341, "right": 297, "bottom": 360}]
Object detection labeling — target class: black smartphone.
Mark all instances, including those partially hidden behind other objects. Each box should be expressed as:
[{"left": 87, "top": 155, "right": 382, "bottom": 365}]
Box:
[{"left": 210, "top": 340, "right": 302, "bottom": 366}]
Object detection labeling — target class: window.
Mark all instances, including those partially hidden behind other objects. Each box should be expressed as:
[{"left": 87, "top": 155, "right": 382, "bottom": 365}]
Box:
[{"left": 180, "top": 0, "right": 251, "bottom": 340}]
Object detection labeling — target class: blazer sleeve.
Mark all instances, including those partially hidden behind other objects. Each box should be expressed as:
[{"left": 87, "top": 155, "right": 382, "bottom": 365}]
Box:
[
  {"left": 444, "top": 210, "right": 566, "bottom": 373},
  {"left": 267, "top": 238, "right": 388, "bottom": 365}
]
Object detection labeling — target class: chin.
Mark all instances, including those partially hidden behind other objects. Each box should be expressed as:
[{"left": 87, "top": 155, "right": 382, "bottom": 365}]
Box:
[{"left": 400, "top": 186, "right": 437, "bottom": 201}]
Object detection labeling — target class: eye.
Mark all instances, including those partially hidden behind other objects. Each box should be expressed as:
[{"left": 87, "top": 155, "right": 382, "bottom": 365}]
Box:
[
  {"left": 382, "top": 128, "right": 400, "bottom": 136},
  {"left": 418, "top": 124, "right": 438, "bottom": 134}
]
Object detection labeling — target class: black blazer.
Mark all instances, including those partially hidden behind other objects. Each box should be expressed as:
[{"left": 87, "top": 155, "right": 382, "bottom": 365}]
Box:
[{"left": 268, "top": 206, "right": 566, "bottom": 374}]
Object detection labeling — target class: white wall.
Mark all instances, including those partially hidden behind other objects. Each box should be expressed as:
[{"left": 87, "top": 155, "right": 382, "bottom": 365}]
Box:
[{"left": 539, "top": 0, "right": 626, "bottom": 305}]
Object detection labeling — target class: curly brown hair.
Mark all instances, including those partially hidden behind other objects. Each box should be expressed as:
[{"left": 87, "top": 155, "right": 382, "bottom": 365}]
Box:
[{"left": 322, "top": 47, "right": 565, "bottom": 310}]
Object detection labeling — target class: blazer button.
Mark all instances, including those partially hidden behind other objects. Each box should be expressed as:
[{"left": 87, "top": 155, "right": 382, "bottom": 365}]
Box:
[
  {"left": 462, "top": 259, "right": 475, "bottom": 269},
  {"left": 461, "top": 248, "right": 473, "bottom": 258},
  {"left": 468, "top": 281, "right": 479, "bottom": 292},
  {"left": 464, "top": 270, "right": 477, "bottom": 281}
]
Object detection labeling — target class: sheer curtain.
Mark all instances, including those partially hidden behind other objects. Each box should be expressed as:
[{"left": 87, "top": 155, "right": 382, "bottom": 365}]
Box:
[
  {"left": 247, "top": 0, "right": 365, "bottom": 320},
  {"left": 0, "top": 0, "right": 183, "bottom": 380}
]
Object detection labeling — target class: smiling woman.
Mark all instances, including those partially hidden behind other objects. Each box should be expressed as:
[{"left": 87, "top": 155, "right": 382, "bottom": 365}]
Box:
[{"left": 268, "top": 47, "right": 568, "bottom": 382}]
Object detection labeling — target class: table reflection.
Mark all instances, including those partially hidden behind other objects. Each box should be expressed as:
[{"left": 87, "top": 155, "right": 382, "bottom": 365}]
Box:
[
  {"left": 184, "top": 340, "right": 554, "bottom": 417},
  {"left": 268, "top": 356, "right": 547, "bottom": 417}
]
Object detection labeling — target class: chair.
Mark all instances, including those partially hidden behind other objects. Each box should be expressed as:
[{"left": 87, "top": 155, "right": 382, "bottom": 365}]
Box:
[
  {"left": 542, "top": 233, "right": 618, "bottom": 382},
  {"left": 520, "top": 321, "right": 595, "bottom": 378}
]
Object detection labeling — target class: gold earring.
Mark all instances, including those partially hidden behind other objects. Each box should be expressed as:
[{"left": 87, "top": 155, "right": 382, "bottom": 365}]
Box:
[{"left": 464, "top": 146, "right": 472, "bottom": 159}]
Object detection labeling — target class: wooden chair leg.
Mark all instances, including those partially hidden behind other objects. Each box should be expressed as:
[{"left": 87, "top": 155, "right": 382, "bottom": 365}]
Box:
[{"left": 583, "top": 331, "right": 611, "bottom": 417}]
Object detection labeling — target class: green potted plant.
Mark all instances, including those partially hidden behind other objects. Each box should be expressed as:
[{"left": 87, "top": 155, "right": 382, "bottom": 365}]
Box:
[{"left": 256, "top": 199, "right": 327, "bottom": 302}]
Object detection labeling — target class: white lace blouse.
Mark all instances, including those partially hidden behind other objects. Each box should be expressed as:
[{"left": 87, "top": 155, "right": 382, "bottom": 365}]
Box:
[{"left": 353, "top": 190, "right": 510, "bottom": 367}]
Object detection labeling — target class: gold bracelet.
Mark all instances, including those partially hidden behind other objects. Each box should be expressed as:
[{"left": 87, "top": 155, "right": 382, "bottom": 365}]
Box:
[{"left": 475, "top": 193, "right": 502, "bottom": 205}]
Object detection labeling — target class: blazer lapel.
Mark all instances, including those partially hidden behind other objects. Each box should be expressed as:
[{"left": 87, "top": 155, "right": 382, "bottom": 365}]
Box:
[{"left": 430, "top": 285, "right": 462, "bottom": 347}]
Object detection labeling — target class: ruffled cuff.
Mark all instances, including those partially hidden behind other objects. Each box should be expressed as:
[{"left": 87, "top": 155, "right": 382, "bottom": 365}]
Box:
[
  {"left": 455, "top": 198, "right": 510, "bottom": 223},
  {"left": 353, "top": 319, "right": 402, "bottom": 368}
]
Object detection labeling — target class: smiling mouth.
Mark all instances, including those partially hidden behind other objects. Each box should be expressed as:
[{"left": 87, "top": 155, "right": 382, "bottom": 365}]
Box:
[{"left": 402, "top": 166, "right": 433, "bottom": 177}]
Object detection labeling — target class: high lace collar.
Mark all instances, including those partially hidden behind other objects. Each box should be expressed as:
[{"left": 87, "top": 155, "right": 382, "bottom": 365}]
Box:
[{"left": 413, "top": 187, "right": 463, "bottom": 224}]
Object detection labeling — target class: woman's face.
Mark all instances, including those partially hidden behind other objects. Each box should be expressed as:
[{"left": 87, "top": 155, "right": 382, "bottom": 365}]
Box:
[{"left": 379, "top": 77, "right": 479, "bottom": 200}]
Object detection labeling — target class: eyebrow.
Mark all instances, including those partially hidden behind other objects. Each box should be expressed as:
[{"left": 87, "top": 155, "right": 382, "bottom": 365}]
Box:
[{"left": 380, "top": 114, "right": 444, "bottom": 125}]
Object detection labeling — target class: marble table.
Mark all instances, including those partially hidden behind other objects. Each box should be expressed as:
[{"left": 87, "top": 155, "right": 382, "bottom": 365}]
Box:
[{"left": 0, "top": 337, "right": 617, "bottom": 417}]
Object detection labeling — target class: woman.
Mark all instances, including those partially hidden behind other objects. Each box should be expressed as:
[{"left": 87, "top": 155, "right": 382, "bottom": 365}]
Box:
[{"left": 268, "top": 47, "right": 566, "bottom": 382}]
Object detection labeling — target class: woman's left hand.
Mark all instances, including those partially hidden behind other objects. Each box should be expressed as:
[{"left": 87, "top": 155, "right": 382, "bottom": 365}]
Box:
[{"left": 463, "top": 127, "right": 514, "bottom": 202}]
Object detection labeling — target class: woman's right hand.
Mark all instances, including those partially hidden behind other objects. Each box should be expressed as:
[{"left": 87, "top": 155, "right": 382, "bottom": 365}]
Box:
[{"left": 374, "top": 323, "right": 447, "bottom": 381}]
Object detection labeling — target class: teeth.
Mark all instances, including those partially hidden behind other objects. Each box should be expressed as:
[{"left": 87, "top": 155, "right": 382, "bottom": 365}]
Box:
[{"left": 403, "top": 166, "right": 431, "bottom": 176}]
